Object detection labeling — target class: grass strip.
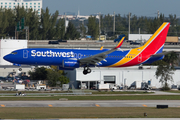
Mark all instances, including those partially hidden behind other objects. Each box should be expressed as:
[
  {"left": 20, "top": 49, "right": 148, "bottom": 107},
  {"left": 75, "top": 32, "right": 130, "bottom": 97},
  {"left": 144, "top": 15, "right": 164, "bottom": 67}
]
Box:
[
  {"left": 0, "top": 95, "right": 179, "bottom": 100},
  {"left": 92, "top": 91, "right": 153, "bottom": 94},
  {"left": 0, "top": 107, "right": 180, "bottom": 119},
  {"left": 166, "top": 90, "right": 180, "bottom": 93}
]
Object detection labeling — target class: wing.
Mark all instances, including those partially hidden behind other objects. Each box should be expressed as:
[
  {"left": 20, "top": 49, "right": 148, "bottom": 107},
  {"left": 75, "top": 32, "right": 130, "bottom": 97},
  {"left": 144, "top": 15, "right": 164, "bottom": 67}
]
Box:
[{"left": 79, "top": 39, "right": 125, "bottom": 65}]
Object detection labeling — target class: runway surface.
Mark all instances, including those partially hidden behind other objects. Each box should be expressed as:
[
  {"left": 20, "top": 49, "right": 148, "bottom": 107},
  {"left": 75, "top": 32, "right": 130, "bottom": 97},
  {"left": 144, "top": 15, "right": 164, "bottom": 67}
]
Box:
[
  {"left": 0, "top": 118, "right": 178, "bottom": 120},
  {"left": 0, "top": 100, "right": 180, "bottom": 107}
]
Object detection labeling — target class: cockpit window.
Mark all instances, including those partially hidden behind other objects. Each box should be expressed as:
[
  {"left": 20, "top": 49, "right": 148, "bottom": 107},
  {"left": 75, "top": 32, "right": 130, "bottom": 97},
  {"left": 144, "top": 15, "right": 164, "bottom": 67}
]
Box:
[{"left": 11, "top": 52, "right": 17, "bottom": 55}]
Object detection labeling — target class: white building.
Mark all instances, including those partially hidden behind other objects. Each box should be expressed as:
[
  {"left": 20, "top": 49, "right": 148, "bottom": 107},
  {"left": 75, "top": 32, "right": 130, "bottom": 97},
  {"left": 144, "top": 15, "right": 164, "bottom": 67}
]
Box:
[
  {"left": 128, "top": 34, "right": 152, "bottom": 42},
  {"left": 66, "top": 66, "right": 180, "bottom": 89},
  {"left": 0, "top": 0, "right": 42, "bottom": 15}
]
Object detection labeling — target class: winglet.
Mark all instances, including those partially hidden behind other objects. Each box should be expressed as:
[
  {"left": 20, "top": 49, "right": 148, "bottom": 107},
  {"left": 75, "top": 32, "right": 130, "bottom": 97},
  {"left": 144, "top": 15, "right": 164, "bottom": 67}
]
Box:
[
  {"left": 115, "top": 37, "right": 125, "bottom": 49},
  {"left": 100, "top": 46, "right": 104, "bottom": 50}
]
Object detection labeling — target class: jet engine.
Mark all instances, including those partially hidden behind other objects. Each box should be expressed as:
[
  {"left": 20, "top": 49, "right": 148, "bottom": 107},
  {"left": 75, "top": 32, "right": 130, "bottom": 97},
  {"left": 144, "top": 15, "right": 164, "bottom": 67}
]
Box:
[{"left": 62, "top": 59, "right": 80, "bottom": 68}]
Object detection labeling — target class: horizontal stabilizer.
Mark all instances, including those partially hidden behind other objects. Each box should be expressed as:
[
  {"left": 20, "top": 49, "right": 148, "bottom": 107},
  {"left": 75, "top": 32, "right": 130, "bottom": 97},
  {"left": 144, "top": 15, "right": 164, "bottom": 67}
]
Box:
[{"left": 151, "top": 51, "right": 173, "bottom": 57}]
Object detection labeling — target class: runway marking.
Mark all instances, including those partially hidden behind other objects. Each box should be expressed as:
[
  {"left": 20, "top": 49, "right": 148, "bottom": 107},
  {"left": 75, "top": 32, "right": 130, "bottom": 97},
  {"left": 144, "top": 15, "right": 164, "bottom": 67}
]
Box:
[
  {"left": 142, "top": 104, "right": 147, "bottom": 107},
  {"left": 48, "top": 104, "right": 53, "bottom": 107},
  {"left": 95, "top": 104, "right": 100, "bottom": 107},
  {"left": 1, "top": 104, "right": 5, "bottom": 107}
]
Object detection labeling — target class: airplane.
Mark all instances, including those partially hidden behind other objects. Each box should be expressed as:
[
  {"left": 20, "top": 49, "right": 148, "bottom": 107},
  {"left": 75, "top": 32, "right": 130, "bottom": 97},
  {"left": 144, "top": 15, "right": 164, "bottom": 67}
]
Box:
[{"left": 3, "top": 22, "right": 170, "bottom": 75}]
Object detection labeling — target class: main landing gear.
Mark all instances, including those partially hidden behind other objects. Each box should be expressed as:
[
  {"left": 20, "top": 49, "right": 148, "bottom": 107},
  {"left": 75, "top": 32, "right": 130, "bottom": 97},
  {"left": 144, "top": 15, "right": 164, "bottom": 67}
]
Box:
[
  {"left": 138, "top": 64, "right": 143, "bottom": 69},
  {"left": 83, "top": 66, "right": 91, "bottom": 75}
]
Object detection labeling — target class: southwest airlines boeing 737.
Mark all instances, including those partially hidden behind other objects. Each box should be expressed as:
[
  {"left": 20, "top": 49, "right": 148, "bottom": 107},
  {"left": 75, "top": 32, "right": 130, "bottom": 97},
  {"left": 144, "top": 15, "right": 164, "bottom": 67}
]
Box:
[{"left": 4, "top": 22, "right": 170, "bottom": 75}]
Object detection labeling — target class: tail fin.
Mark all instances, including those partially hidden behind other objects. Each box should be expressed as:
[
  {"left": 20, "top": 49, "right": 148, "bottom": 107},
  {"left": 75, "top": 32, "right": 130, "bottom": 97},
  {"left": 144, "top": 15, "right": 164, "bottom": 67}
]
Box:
[
  {"left": 140, "top": 22, "right": 170, "bottom": 54},
  {"left": 100, "top": 46, "right": 104, "bottom": 50},
  {"left": 115, "top": 37, "right": 125, "bottom": 49}
]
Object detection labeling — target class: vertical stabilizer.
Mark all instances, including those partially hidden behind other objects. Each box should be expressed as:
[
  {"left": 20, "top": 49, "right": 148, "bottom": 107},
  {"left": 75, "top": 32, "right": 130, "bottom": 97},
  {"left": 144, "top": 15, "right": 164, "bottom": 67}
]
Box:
[{"left": 140, "top": 22, "right": 170, "bottom": 54}]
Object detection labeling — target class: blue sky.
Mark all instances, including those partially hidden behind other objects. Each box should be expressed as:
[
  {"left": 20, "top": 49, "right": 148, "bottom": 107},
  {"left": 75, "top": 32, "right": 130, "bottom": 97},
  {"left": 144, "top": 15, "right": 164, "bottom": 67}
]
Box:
[{"left": 43, "top": 0, "right": 180, "bottom": 17}]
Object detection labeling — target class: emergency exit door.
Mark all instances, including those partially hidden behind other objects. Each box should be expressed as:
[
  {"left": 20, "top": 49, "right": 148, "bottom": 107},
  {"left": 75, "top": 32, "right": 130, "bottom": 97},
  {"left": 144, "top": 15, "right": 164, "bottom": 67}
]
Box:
[{"left": 23, "top": 50, "right": 28, "bottom": 58}]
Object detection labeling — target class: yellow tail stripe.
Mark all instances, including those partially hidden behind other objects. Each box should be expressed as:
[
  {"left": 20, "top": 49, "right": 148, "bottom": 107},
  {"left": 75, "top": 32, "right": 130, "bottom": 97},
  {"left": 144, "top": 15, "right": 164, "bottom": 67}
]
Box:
[{"left": 100, "top": 46, "right": 104, "bottom": 50}]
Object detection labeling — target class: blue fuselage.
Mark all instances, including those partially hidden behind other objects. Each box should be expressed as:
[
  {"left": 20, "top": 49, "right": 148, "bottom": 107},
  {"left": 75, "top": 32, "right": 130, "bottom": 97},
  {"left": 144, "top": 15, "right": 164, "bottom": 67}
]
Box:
[{"left": 4, "top": 48, "right": 163, "bottom": 68}]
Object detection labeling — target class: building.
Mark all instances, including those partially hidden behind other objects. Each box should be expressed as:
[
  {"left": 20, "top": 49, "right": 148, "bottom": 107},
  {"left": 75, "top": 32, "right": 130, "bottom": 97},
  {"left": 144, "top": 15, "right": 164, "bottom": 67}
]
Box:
[
  {"left": 57, "top": 10, "right": 100, "bottom": 20},
  {"left": 0, "top": 0, "right": 42, "bottom": 15},
  {"left": 66, "top": 66, "right": 180, "bottom": 89},
  {"left": 128, "top": 34, "right": 152, "bottom": 42}
]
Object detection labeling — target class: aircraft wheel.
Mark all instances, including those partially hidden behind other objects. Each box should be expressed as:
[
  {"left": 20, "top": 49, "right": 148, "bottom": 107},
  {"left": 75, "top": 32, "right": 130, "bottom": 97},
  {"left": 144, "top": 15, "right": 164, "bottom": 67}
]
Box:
[
  {"left": 87, "top": 68, "right": 91, "bottom": 73},
  {"left": 83, "top": 70, "right": 88, "bottom": 75}
]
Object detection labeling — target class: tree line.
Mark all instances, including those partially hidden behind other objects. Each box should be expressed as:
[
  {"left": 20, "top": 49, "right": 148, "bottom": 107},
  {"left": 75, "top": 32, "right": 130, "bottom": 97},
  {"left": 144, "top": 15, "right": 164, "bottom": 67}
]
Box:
[
  {"left": 83, "top": 14, "right": 180, "bottom": 39},
  {"left": 0, "top": 7, "right": 180, "bottom": 40},
  {"left": 0, "top": 7, "right": 80, "bottom": 40},
  {"left": 28, "top": 66, "right": 69, "bottom": 87}
]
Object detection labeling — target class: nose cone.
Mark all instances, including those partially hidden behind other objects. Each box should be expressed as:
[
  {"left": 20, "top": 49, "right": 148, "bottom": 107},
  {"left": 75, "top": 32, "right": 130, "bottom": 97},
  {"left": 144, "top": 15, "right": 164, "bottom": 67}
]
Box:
[{"left": 3, "top": 54, "right": 12, "bottom": 62}]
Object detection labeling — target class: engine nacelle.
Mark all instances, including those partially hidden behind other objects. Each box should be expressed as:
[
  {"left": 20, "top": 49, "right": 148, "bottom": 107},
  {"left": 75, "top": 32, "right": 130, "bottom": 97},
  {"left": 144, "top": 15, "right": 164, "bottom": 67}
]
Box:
[{"left": 62, "top": 60, "right": 80, "bottom": 68}]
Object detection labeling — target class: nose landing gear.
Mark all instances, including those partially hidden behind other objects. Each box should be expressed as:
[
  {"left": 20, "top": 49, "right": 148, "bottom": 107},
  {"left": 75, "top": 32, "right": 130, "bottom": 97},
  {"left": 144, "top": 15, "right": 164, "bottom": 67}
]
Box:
[{"left": 83, "top": 66, "right": 91, "bottom": 75}]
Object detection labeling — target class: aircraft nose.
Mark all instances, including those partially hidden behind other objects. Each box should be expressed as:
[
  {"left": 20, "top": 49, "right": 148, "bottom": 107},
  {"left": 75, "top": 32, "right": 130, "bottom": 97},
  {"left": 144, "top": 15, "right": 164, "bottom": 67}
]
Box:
[{"left": 3, "top": 54, "right": 11, "bottom": 62}]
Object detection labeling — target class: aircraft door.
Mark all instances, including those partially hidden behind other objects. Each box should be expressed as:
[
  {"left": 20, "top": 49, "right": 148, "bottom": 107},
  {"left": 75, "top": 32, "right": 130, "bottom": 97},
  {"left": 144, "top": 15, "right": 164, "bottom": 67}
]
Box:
[
  {"left": 23, "top": 50, "right": 28, "bottom": 58},
  {"left": 138, "top": 54, "right": 142, "bottom": 62}
]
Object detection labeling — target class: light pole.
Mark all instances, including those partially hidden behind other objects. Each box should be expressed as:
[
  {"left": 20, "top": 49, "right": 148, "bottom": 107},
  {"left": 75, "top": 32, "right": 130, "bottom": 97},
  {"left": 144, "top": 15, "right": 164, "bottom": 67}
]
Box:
[
  {"left": 99, "top": 12, "right": 101, "bottom": 40},
  {"left": 128, "top": 12, "right": 131, "bottom": 35}
]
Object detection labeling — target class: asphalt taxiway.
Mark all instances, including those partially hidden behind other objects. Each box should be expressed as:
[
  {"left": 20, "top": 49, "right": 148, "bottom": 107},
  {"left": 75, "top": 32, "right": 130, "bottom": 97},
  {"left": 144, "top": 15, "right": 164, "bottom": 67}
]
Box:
[{"left": 0, "top": 100, "right": 179, "bottom": 107}]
